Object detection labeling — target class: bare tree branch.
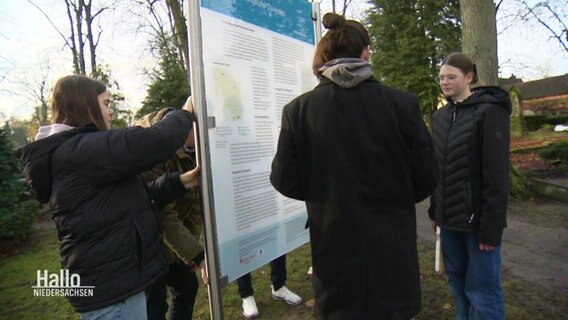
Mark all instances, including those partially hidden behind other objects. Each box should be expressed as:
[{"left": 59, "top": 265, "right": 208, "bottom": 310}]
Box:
[
  {"left": 166, "top": 0, "right": 188, "bottom": 71},
  {"left": 495, "top": 0, "right": 503, "bottom": 14},
  {"left": 523, "top": 1, "right": 568, "bottom": 53},
  {"left": 26, "top": 0, "right": 74, "bottom": 54},
  {"left": 342, "top": 0, "right": 353, "bottom": 17},
  {"left": 92, "top": 7, "right": 107, "bottom": 20},
  {"left": 543, "top": 3, "right": 568, "bottom": 35},
  {"left": 64, "top": 0, "right": 81, "bottom": 73}
]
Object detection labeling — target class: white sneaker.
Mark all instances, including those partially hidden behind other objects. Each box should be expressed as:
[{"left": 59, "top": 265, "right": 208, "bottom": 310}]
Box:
[
  {"left": 242, "top": 296, "right": 259, "bottom": 319},
  {"left": 271, "top": 285, "right": 302, "bottom": 305}
]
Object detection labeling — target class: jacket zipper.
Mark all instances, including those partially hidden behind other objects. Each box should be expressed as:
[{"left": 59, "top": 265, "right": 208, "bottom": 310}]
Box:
[
  {"left": 441, "top": 104, "right": 458, "bottom": 219},
  {"left": 452, "top": 104, "right": 458, "bottom": 123}
]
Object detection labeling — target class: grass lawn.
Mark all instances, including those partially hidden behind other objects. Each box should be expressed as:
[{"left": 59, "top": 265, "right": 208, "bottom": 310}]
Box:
[
  {"left": 0, "top": 216, "right": 75, "bottom": 320},
  {"left": 1, "top": 204, "right": 567, "bottom": 320}
]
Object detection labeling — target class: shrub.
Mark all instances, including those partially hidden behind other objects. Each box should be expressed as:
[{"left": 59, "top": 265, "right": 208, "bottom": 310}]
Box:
[
  {"left": 510, "top": 164, "right": 528, "bottom": 199},
  {"left": 0, "top": 129, "right": 38, "bottom": 240},
  {"left": 540, "top": 142, "right": 568, "bottom": 165},
  {"left": 0, "top": 200, "right": 39, "bottom": 239},
  {"left": 524, "top": 115, "right": 568, "bottom": 131}
]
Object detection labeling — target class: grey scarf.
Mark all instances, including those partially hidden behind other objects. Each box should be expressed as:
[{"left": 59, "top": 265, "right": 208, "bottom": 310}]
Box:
[{"left": 319, "top": 58, "right": 373, "bottom": 88}]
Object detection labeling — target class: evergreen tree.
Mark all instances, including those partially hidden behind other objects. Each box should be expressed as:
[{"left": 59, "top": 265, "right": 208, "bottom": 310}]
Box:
[
  {"left": 3, "top": 120, "right": 30, "bottom": 148},
  {"left": 367, "top": 0, "right": 461, "bottom": 125},
  {"left": 94, "top": 64, "right": 133, "bottom": 129},
  {"left": 0, "top": 128, "right": 35, "bottom": 240},
  {"left": 0, "top": 128, "right": 23, "bottom": 204},
  {"left": 135, "top": 42, "right": 190, "bottom": 119}
]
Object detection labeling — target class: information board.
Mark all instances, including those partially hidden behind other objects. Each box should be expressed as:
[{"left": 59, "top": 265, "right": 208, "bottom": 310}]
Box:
[{"left": 197, "top": 0, "right": 317, "bottom": 284}]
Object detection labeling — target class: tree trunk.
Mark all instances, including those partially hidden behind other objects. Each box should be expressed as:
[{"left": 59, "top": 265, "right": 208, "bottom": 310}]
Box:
[
  {"left": 76, "top": 0, "right": 86, "bottom": 74},
  {"left": 38, "top": 80, "right": 49, "bottom": 125},
  {"left": 65, "top": 0, "right": 80, "bottom": 74},
  {"left": 460, "top": 0, "right": 527, "bottom": 198},
  {"left": 166, "top": 0, "right": 189, "bottom": 72},
  {"left": 84, "top": 0, "right": 98, "bottom": 76},
  {"left": 459, "top": 0, "right": 498, "bottom": 86}
]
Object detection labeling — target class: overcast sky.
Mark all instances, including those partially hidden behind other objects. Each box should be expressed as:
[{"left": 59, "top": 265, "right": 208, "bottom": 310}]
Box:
[{"left": 1, "top": 0, "right": 567, "bottom": 123}]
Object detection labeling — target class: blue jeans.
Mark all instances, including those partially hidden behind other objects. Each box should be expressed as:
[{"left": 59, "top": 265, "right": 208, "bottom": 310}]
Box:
[
  {"left": 80, "top": 291, "right": 147, "bottom": 320},
  {"left": 441, "top": 228, "right": 505, "bottom": 320}
]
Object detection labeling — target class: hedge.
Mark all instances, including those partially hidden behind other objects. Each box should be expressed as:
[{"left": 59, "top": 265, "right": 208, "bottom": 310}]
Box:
[
  {"left": 540, "top": 142, "right": 568, "bottom": 165},
  {"left": 524, "top": 115, "right": 568, "bottom": 131}
]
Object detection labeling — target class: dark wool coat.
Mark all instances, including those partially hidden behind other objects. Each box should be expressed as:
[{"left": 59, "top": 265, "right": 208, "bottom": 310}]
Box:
[
  {"left": 271, "top": 77, "right": 437, "bottom": 320},
  {"left": 429, "top": 87, "right": 511, "bottom": 246},
  {"left": 17, "top": 110, "right": 193, "bottom": 312}
]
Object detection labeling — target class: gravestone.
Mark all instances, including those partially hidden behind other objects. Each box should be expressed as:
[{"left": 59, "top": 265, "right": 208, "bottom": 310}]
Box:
[{"left": 509, "top": 86, "right": 525, "bottom": 137}]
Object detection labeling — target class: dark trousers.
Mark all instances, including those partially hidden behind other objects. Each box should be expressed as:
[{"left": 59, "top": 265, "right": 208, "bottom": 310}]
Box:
[
  {"left": 237, "top": 254, "right": 287, "bottom": 298},
  {"left": 146, "top": 260, "right": 199, "bottom": 320}
]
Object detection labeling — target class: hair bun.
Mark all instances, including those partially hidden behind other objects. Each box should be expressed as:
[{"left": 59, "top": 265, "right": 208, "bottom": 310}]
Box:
[{"left": 322, "top": 13, "right": 346, "bottom": 30}]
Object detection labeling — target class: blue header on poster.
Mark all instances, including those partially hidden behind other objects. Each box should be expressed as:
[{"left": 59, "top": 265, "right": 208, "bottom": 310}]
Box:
[{"left": 201, "top": 0, "right": 315, "bottom": 44}]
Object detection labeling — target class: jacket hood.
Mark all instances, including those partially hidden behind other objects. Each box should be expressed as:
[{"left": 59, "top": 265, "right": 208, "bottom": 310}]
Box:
[
  {"left": 16, "top": 125, "right": 98, "bottom": 203},
  {"left": 319, "top": 58, "right": 373, "bottom": 88},
  {"left": 35, "top": 123, "right": 75, "bottom": 141},
  {"left": 454, "top": 86, "right": 512, "bottom": 115}
]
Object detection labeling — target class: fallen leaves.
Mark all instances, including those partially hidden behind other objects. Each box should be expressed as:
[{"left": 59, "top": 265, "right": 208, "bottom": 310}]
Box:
[
  {"left": 511, "top": 152, "right": 553, "bottom": 172},
  {"left": 510, "top": 134, "right": 567, "bottom": 172}
]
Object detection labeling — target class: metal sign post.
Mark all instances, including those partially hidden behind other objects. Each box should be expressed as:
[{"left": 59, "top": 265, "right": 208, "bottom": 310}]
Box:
[
  {"left": 186, "top": 2, "right": 319, "bottom": 319},
  {"left": 186, "top": 1, "right": 224, "bottom": 319},
  {"left": 312, "top": 0, "right": 322, "bottom": 43}
]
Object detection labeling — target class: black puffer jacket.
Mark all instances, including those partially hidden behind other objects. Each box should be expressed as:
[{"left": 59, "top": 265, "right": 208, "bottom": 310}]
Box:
[
  {"left": 17, "top": 110, "right": 193, "bottom": 312},
  {"left": 429, "top": 87, "right": 511, "bottom": 246}
]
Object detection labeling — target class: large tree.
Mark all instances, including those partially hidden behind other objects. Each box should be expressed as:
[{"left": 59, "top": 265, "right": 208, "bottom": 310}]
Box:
[
  {"left": 503, "top": 0, "right": 567, "bottom": 54},
  {"left": 62, "top": 0, "right": 114, "bottom": 76},
  {"left": 3, "top": 120, "right": 29, "bottom": 148},
  {"left": 166, "top": 0, "right": 189, "bottom": 71},
  {"left": 459, "top": 0, "right": 499, "bottom": 86},
  {"left": 28, "top": 0, "right": 113, "bottom": 75},
  {"left": 459, "top": 0, "right": 527, "bottom": 198},
  {"left": 135, "top": 42, "right": 189, "bottom": 118},
  {"left": 96, "top": 65, "right": 133, "bottom": 128},
  {"left": 368, "top": 0, "right": 461, "bottom": 125},
  {"left": 0, "top": 128, "right": 35, "bottom": 240},
  {"left": 325, "top": 0, "right": 354, "bottom": 16},
  {"left": 132, "top": 0, "right": 190, "bottom": 118},
  {"left": 28, "top": 0, "right": 132, "bottom": 127},
  {"left": 132, "top": 0, "right": 188, "bottom": 72}
]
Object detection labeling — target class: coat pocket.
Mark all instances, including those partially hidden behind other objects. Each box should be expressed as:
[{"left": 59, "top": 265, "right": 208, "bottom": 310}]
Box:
[
  {"left": 464, "top": 178, "right": 473, "bottom": 213},
  {"left": 132, "top": 219, "right": 144, "bottom": 265},
  {"left": 464, "top": 179, "right": 478, "bottom": 226}
]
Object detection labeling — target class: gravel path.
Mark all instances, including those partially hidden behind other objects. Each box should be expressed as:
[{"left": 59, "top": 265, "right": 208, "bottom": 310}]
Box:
[{"left": 415, "top": 200, "right": 568, "bottom": 293}]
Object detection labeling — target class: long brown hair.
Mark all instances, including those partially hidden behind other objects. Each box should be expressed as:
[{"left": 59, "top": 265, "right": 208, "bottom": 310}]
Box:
[
  {"left": 312, "top": 13, "right": 371, "bottom": 76},
  {"left": 442, "top": 53, "right": 479, "bottom": 84},
  {"left": 51, "top": 75, "right": 109, "bottom": 131}
]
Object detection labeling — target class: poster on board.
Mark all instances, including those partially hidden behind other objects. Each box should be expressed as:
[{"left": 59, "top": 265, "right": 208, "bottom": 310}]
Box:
[{"left": 198, "top": 0, "right": 317, "bottom": 284}]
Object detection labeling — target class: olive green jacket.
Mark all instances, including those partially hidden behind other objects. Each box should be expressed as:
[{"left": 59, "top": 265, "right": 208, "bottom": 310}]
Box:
[{"left": 137, "top": 108, "right": 203, "bottom": 265}]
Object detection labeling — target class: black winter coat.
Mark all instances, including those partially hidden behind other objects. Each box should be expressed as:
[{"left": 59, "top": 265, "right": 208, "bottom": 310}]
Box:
[
  {"left": 17, "top": 110, "right": 193, "bottom": 312},
  {"left": 429, "top": 87, "right": 511, "bottom": 246},
  {"left": 271, "top": 77, "right": 436, "bottom": 319}
]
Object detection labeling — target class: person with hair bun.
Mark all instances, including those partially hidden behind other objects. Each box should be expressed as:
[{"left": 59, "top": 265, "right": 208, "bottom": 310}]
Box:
[
  {"left": 271, "top": 12, "right": 437, "bottom": 319},
  {"left": 429, "top": 52, "right": 511, "bottom": 320}
]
